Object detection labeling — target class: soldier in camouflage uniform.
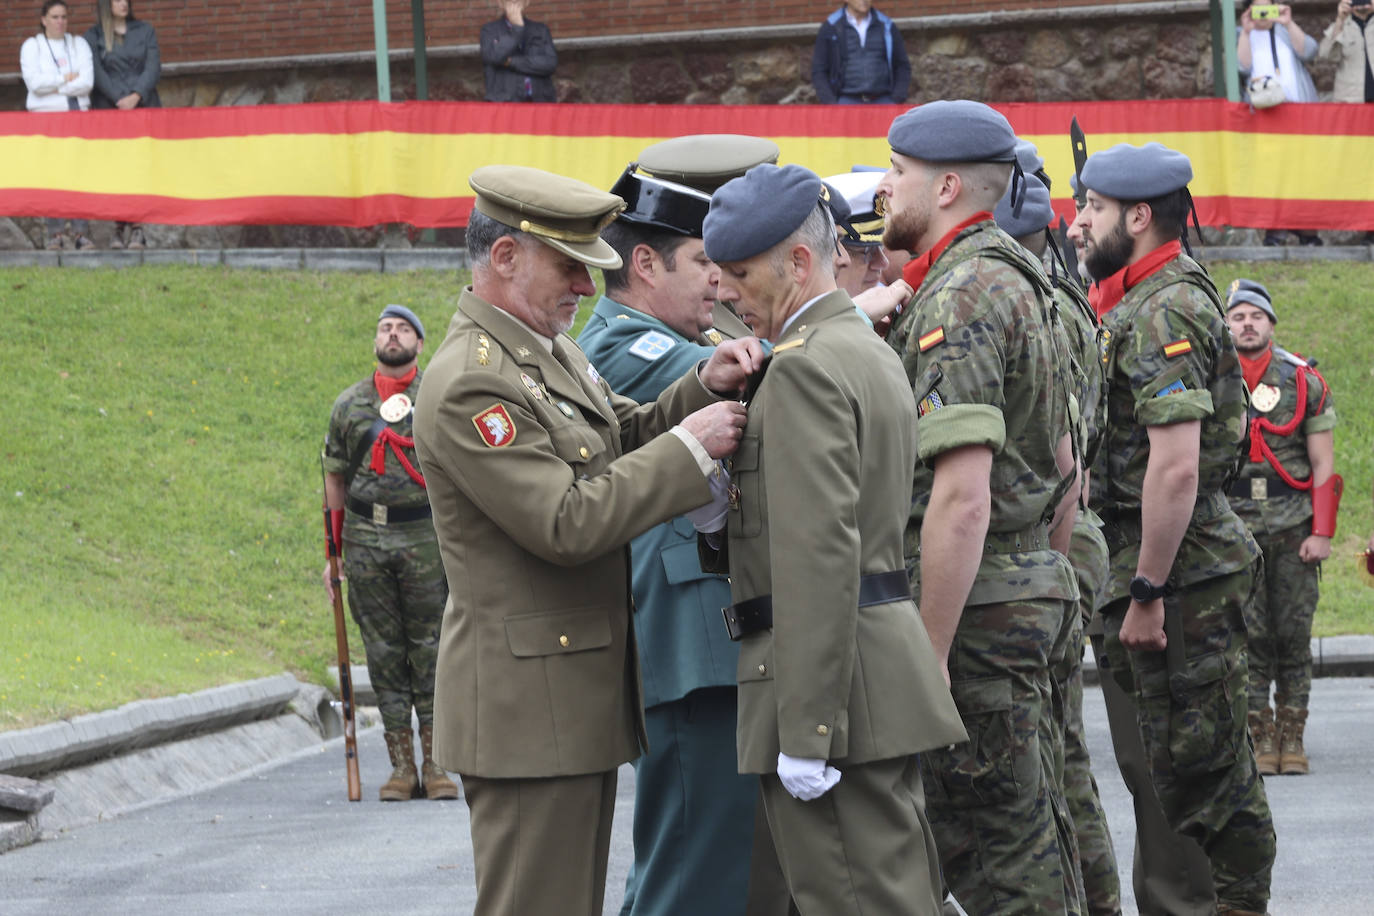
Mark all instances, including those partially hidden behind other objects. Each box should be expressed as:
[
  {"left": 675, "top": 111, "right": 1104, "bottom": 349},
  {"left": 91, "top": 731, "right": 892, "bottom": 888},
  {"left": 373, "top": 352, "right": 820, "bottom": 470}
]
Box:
[
  {"left": 1224, "top": 279, "right": 1340, "bottom": 777},
  {"left": 877, "top": 101, "right": 1085, "bottom": 916},
  {"left": 1074, "top": 143, "right": 1275, "bottom": 916},
  {"left": 994, "top": 148, "right": 1122, "bottom": 916},
  {"left": 322, "top": 305, "right": 455, "bottom": 802}
]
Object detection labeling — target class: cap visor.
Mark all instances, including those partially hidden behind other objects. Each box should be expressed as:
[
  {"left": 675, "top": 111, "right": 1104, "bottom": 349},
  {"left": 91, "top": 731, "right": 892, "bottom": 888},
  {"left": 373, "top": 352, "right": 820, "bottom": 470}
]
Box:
[{"left": 538, "top": 235, "right": 623, "bottom": 270}]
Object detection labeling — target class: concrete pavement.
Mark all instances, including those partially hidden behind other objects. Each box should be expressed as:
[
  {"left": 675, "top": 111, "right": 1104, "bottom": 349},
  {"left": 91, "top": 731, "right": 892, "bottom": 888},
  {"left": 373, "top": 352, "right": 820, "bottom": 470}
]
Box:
[{"left": 2, "top": 678, "right": 1373, "bottom": 914}]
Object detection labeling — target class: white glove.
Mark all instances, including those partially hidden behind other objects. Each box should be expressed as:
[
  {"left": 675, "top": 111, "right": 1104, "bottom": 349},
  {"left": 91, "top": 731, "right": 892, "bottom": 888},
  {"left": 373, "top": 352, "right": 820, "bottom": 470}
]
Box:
[
  {"left": 685, "top": 462, "right": 731, "bottom": 533},
  {"left": 777, "top": 752, "right": 841, "bottom": 801}
]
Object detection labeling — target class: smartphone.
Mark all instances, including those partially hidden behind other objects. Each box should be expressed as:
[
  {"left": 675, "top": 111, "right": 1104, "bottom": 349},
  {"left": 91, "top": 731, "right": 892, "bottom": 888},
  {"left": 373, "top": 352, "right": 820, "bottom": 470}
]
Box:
[{"left": 1251, "top": 4, "right": 1282, "bottom": 19}]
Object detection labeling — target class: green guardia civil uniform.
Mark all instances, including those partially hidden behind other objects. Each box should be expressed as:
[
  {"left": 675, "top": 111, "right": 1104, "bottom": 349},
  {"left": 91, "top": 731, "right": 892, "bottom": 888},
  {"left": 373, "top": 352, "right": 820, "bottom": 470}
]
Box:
[
  {"left": 413, "top": 287, "right": 721, "bottom": 916},
  {"left": 1227, "top": 345, "right": 1337, "bottom": 713},
  {"left": 705, "top": 290, "right": 966, "bottom": 916},
  {"left": 892, "top": 220, "right": 1084, "bottom": 916},
  {"left": 323, "top": 371, "right": 447, "bottom": 733},
  {"left": 1093, "top": 253, "right": 1276, "bottom": 914}
]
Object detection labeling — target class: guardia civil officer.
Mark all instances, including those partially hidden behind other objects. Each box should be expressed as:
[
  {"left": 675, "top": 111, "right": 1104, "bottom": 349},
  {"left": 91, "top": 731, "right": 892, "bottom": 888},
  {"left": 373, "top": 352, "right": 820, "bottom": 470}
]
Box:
[
  {"left": 993, "top": 146, "right": 1123, "bottom": 916},
  {"left": 1224, "top": 278, "right": 1340, "bottom": 776},
  {"left": 322, "top": 305, "right": 456, "bottom": 802},
  {"left": 876, "top": 101, "right": 1085, "bottom": 915},
  {"left": 700, "top": 163, "right": 966, "bottom": 916},
  {"left": 411, "top": 165, "right": 760, "bottom": 916},
  {"left": 576, "top": 163, "right": 785, "bottom": 916},
  {"left": 1073, "top": 143, "right": 1276, "bottom": 916}
]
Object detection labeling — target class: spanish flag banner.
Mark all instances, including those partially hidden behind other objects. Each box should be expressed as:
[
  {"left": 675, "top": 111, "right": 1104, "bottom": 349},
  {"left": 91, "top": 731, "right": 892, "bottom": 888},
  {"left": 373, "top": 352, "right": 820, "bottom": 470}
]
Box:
[{"left": 2, "top": 99, "right": 1370, "bottom": 230}]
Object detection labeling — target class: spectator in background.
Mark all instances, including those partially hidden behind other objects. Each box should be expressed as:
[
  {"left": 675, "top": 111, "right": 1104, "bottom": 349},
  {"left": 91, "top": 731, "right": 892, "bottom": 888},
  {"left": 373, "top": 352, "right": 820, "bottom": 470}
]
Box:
[
  {"left": 1318, "top": 1, "right": 1374, "bottom": 102},
  {"left": 21, "top": 0, "right": 94, "bottom": 250},
  {"left": 1238, "top": 2, "right": 1322, "bottom": 246},
  {"left": 480, "top": 0, "right": 557, "bottom": 102},
  {"left": 86, "top": 0, "right": 160, "bottom": 250},
  {"left": 811, "top": 0, "right": 910, "bottom": 104}
]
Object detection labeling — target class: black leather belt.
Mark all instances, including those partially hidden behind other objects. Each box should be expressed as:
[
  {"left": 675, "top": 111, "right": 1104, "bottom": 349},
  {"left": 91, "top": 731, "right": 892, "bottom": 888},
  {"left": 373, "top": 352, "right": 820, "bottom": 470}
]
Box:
[
  {"left": 346, "top": 496, "right": 432, "bottom": 525},
  {"left": 1229, "top": 477, "right": 1304, "bottom": 500},
  {"left": 722, "top": 570, "right": 910, "bottom": 641}
]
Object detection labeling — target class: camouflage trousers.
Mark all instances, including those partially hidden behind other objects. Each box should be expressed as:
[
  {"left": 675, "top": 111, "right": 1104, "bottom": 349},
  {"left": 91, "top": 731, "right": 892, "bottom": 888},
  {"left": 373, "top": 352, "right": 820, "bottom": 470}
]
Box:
[
  {"left": 1060, "top": 519, "right": 1121, "bottom": 916},
  {"left": 1244, "top": 522, "right": 1320, "bottom": 711},
  {"left": 343, "top": 538, "right": 448, "bottom": 733},
  {"left": 1100, "top": 564, "right": 1276, "bottom": 913},
  {"left": 920, "top": 596, "right": 1085, "bottom": 916}
]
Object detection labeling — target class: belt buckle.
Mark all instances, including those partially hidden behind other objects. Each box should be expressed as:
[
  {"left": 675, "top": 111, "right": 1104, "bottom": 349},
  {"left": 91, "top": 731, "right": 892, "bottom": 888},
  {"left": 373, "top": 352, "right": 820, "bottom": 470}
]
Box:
[
  {"left": 1250, "top": 478, "right": 1268, "bottom": 500},
  {"left": 372, "top": 502, "right": 388, "bottom": 525}
]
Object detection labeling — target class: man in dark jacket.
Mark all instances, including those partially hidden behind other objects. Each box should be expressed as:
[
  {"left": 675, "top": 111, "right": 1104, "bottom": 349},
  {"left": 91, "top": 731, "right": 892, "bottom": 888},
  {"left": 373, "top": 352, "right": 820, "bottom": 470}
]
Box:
[
  {"left": 480, "top": 0, "right": 558, "bottom": 102},
  {"left": 810, "top": 1, "right": 910, "bottom": 104}
]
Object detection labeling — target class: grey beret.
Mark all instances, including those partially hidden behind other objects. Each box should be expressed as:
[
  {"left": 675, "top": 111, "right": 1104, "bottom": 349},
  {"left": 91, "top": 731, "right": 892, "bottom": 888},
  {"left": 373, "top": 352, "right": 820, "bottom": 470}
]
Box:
[
  {"left": 1225, "top": 278, "right": 1278, "bottom": 323},
  {"left": 1014, "top": 139, "right": 1044, "bottom": 176},
  {"left": 379, "top": 304, "right": 424, "bottom": 339},
  {"left": 887, "top": 100, "right": 1018, "bottom": 164},
  {"left": 995, "top": 175, "right": 1054, "bottom": 240},
  {"left": 1080, "top": 142, "right": 1193, "bottom": 201},
  {"left": 704, "top": 164, "right": 826, "bottom": 263}
]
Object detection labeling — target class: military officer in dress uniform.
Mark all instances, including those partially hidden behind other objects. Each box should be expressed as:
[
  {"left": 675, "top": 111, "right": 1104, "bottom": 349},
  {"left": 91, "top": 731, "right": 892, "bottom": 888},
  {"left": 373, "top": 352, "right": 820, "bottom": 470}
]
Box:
[
  {"left": 412, "top": 165, "right": 760, "bottom": 916},
  {"left": 823, "top": 169, "right": 890, "bottom": 298},
  {"left": 322, "top": 305, "right": 457, "bottom": 803},
  {"left": 1224, "top": 278, "right": 1340, "bottom": 777},
  {"left": 698, "top": 163, "right": 966, "bottom": 916},
  {"left": 576, "top": 161, "right": 786, "bottom": 916},
  {"left": 877, "top": 101, "right": 1085, "bottom": 916},
  {"left": 1073, "top": 143, "right": 1276, "bottom": 916}
]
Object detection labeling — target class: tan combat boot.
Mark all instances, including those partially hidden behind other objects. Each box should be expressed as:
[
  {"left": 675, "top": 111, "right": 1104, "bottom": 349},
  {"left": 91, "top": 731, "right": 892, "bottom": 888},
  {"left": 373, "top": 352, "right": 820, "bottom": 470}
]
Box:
[
  {"left": 380, "top": 728, "right": 419, "bottom": 801},
  {"left": 1277, "top": 706, "right": 1310, "bottom": 775},
  {"left": 1247, "top": 708, "right": 1279, "bottom": 776},
  {"left": 418, "top": 723, "right": 459, "bottom": 800}
]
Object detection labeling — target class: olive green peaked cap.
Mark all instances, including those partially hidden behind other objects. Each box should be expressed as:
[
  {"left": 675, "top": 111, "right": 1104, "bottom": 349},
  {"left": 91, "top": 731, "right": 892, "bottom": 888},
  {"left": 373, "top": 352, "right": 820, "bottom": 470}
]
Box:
[
  {"left": 469, "top": 165, "right": 627, "bottom": 269},
  {"left": 635, "top": 134, "right": 781, "bottom": 193}
]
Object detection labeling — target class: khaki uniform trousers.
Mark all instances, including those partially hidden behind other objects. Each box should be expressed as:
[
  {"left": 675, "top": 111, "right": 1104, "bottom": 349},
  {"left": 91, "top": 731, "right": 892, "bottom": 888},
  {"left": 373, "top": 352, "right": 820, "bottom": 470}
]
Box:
[{"left": 462, "top": 769, "right": 617, "bottom": 916}]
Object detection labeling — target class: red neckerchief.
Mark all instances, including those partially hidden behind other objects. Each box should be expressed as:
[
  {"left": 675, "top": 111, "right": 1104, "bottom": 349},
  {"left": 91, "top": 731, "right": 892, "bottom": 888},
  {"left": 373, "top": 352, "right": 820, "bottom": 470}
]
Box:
[
  {"left": 1088, "top": 240, "right": 1182, "bottom": 319},
  {"left": 374, "top": 366, "right": 416, "bottom": 401},
  {"left": 370, "top": 367, "right": 425, "bottom": 487},
  {"left": 1238, "top": 345, "right": 1274, "bottom": 392},
  {"left": 901, "top": 211, "right": 993, "bottom": 296}
]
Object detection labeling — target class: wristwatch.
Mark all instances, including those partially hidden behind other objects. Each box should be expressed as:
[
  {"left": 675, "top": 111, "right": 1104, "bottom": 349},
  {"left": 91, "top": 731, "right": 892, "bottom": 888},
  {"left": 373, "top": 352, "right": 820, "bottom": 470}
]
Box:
[{"left": 1129, "top": 575, "right": 1170, "bottom": 603}]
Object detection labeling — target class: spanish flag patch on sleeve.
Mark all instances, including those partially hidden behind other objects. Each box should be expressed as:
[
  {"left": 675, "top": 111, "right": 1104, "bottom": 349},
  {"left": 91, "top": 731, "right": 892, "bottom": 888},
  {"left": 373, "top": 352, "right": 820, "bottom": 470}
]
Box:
[
  {"left": 918, "top": 326, "right": 946, "bottom": 352},
  {"left": 1163, "top": 339, "right": 1193, "bottom": 358}
]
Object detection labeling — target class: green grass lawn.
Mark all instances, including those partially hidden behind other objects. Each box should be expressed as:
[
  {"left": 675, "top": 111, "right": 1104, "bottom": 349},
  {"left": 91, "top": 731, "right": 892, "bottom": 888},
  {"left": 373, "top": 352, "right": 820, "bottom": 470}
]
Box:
[{"left": 1, "top": 260, "right": 1370, "bottom": 731}]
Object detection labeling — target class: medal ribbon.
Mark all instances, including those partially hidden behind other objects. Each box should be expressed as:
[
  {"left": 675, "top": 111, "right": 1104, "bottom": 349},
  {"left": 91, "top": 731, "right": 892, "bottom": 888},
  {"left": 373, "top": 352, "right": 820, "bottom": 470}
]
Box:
[{"left": 371, "top": 427, "right": 426, "bottom": 487}]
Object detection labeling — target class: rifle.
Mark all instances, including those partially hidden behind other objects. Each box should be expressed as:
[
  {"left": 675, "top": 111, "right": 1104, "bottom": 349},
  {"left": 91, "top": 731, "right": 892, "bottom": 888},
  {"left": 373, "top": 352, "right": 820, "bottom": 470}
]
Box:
[{"left": 321, "top": 454, "right": 361, "bottom": 802}]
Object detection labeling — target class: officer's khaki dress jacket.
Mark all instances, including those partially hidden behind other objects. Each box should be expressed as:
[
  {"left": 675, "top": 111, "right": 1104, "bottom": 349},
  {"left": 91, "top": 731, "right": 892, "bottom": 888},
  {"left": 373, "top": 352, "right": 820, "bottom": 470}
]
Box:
[
  {"left": 413, "top": 288, "right": 717, "bottom": 778},
  {"left": 706, "top": 291, "right": 965, "bottom": 772}
]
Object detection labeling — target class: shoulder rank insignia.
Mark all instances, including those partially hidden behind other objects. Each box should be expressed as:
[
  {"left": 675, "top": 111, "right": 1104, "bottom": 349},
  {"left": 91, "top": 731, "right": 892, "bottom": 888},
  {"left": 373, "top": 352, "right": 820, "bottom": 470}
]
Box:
[
  {"left": 1251, "top": 382, "right": 1281, "bottom": 412},
  {"left": 516, "top": 346, "right": 531, "bottom": 359},
  {"left": 1155, "top": 379, "right": 1187, "bottom": 398},
  {"left": 917, "top": 388, "right": 944, "bottom": 417},
  {"left": 1163, "top": 339, "right": 1192, "bottom": 358},
  {"left": 379, "top": 393, "right": 412, "bottom": 423},
  {"left": 628, "top": 331, "right": 677, "bottom": 362},
  {"left": 520, "top": 373, "right": 544, "bottom": 401},
  {"left": 704, "top": 329, "right": 724, "bottom": 345},
  {"left": 772, "top": 339, "right": 805, "bottom": 353},
  {"left": 918, "top": 326, "right": 946, "bottom": 352},
  {"left": 472, "top": 404, "right": 517, "bottom": 447}
]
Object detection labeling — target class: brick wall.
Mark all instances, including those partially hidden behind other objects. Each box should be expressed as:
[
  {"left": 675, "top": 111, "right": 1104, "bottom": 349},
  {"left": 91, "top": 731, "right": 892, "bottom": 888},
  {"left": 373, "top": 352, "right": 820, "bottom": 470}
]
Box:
[{"left": 4, "top": 0, "right": 1131, "bottom": 68}]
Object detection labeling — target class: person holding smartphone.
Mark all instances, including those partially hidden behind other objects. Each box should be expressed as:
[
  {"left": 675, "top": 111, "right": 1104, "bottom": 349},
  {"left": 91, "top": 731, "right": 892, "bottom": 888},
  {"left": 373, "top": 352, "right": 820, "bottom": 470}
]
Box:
[
  {"left": 1318, "top": 0, "right": 1374, "bottom": 102},
  {"left": 1238, "top": 2, "right": 1322, "bottom": 246}
]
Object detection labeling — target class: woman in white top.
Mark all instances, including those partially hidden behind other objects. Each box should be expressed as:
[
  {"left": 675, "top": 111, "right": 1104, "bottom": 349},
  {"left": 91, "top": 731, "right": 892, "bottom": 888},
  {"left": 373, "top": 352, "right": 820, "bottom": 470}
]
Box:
[{"left": 20, "top": 0, "right": 94, "bottom": 249}]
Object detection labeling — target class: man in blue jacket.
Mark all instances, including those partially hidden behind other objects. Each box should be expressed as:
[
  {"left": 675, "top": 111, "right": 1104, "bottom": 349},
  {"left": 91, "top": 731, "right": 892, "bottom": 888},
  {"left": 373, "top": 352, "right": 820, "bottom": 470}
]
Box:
[{"left": 811, "top": 0, "right": 911, "bottom": 104}]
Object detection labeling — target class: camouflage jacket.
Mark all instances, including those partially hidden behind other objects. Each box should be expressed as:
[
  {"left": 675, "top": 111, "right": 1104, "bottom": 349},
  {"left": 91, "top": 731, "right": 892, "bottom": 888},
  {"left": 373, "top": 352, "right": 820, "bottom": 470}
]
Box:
[
  {"left": 1227, "top": 345, "right": 1337, "bottom": 535},
  {"left": 1053, "top": 273, "right": 1107, "bottom": 476},
  {"left": 1092, "top": 255, "right": 1259, "bottom": 598},
  {"left": 323, "top": 371, "right": 435, "bottom": 549},
  {"left": 890, "top": 219, "right": 1076, "bottom": 604}
]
